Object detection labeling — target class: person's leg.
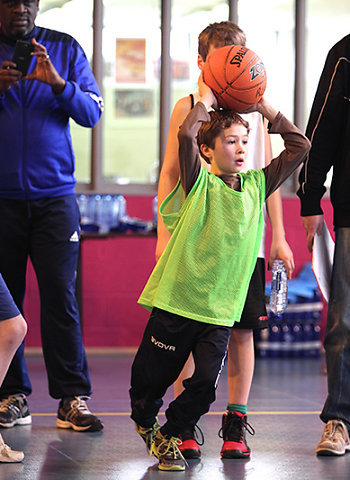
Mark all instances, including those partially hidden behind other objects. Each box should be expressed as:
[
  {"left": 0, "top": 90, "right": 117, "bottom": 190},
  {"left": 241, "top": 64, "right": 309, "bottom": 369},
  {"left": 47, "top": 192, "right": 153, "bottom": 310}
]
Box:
[
  {"left": 227, "top": 329, "right": 254, "bottom": 406},
  {"left": 0, "top": 275, "right": 27, "bottom": 462},
  {"left": 0, "top": 200, "right": 32, "bottom": 429},
  {"left": 152, "top": 323, "right": 230, "bottom": 471},
  {"left": 221, "top": 258, "right": 268, "bottom": 459},
  {"left": 163, "top": 323, "right": 231, "bottom": 437},
  {"left": 177, "top": 329, "right": 255, "bottom": 459},
  {"left": 30, "top": 196, "right": 90, "bottom": 399},
  {"left": 0, "top": 316, "right": 27, "bottom": 386},
  {"left": 29, "top": 196, "right": 101, "bottom": 432},
  {"left": 173, "top": 347, "right": 198, "bottom": 458},
  {"left": 130, "top": 308, "right": 195, "bottom": 429},
  {"left": 130, "top": 308, "right": 196, "bottom": 471},
  {"left": 0, "top": 314, "right": 27, "bottom": 463},
  {"left": 317, "top": 228, "right": 350, "bottom": 455},
  {"left": 173, "top": 355, "right": 194, "bottom": 398}
]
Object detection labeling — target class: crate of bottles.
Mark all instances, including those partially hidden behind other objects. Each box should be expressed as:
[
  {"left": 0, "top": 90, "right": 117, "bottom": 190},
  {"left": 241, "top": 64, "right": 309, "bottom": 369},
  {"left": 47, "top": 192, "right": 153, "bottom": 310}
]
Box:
[{"left": 76, "top": 194, "right": 158, "bottom": 234}]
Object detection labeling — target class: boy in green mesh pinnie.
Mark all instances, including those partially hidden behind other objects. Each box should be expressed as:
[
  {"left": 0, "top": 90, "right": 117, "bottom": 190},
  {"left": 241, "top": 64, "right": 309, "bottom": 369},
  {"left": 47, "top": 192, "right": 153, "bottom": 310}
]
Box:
[{"left": 129, "top": 75, "right": 311, "bottom": 471}]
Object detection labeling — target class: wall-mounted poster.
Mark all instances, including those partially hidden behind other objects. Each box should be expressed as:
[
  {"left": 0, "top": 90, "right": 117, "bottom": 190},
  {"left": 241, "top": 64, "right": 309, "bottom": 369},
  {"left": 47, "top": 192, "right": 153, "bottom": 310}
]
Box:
[
  {"left": 115, "top": 89, "right": 153, "bottom": 117},
  {"left": 116, "top": 38, "right": 146, "bottom": 83}
]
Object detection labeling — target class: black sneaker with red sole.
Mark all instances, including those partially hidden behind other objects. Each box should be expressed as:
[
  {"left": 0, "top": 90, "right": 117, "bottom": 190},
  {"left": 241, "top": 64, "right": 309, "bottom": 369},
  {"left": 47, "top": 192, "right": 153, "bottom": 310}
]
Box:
[
  {"left": 179, "top": 425, "right": 204, "bottom": 459},
  {"left": 219, "top": 411, "right": 255, "bottom": 459}
]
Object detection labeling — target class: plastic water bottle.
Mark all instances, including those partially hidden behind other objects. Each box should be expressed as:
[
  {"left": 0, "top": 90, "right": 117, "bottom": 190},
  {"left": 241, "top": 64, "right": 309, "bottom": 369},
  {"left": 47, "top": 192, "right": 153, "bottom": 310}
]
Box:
[
  {"left": 269, "top": 259, "right": 288, "bottom": 316},
  {"left": 77, "top": 194, "right": 99, "bottom": 232},
  {"left": 92, "top": 194, "right": 103, "bottom": 229},
  {"left": 99, "top": 195, "right": 113, "bottom": 233},
  {"left": 110, "top": 195, "right": 121, "bottom": 229},
  {"left": 118, "top": 195, "right": 127, "bottom": 221}
]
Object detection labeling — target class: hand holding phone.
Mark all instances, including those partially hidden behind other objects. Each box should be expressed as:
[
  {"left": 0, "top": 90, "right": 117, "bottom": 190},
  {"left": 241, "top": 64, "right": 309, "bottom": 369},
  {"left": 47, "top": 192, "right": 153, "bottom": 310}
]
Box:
[{"left": 11, "top": 40, "right": 34, "bottom": 76}]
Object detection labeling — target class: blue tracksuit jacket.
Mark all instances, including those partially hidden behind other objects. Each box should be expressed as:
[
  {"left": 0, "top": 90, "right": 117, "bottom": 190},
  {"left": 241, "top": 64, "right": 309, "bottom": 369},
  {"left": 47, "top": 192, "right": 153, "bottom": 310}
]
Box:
[{"left": 0, "top": 25, "right": 104, "bottom": 200}]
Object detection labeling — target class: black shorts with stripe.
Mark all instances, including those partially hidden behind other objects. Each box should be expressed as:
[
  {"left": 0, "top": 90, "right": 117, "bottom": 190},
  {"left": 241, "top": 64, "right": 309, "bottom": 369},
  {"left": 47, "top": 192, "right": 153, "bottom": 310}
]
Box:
[{"left": 232, "top": 257, "right": 268, "bottom": 330}]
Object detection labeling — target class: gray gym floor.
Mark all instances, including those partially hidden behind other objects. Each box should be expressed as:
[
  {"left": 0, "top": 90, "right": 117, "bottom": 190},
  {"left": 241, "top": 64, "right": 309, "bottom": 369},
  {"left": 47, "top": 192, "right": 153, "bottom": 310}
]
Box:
[{"left": 1, "top": 352, "right": 349, "bottom": 480}]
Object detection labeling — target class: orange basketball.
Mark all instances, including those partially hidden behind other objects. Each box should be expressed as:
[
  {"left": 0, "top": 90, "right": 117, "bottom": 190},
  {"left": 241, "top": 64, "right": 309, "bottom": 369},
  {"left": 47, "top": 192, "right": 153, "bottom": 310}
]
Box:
[{"left": 202, "top": 45, "right": 267, "bottom": 112}]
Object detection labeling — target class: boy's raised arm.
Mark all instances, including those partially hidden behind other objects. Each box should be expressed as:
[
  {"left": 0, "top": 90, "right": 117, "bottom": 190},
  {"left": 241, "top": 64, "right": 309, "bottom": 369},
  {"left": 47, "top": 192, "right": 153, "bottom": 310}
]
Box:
[
  {"left": 258, "top": 99, "right": 311, "bottom": 198},
  {"left": 177, "top": 75, "right": 216, "bottom": 195}
]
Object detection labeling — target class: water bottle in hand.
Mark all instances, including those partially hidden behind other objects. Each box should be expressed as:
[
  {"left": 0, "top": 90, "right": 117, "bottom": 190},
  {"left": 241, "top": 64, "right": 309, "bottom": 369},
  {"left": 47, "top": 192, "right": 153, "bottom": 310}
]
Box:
[{"left": 270, "top": 259, "right": 288, "bottom": 316}]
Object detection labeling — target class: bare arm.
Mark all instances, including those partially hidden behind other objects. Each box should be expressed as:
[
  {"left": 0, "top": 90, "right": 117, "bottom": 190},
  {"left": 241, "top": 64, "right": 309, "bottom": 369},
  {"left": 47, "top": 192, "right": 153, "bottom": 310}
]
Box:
[{"left": 156, "top": 96, "right": 192, "bottom": 262}]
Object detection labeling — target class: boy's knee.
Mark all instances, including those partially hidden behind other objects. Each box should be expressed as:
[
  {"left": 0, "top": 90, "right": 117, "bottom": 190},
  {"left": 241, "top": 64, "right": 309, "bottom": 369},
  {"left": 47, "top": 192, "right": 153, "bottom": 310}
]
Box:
[
  {"left": 16, "top": 315, "right": 27, "bottom": 341},
  {"left": 5, "top": 314, "right": 27, "bottom": 347}
]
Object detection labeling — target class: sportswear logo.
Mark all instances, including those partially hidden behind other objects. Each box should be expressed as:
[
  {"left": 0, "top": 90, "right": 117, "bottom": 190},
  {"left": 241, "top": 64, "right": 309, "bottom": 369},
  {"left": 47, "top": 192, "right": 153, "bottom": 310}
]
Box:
[
  {"left": 69, "top": 231, "right": 79, "bottom": 242},
  {"left": 229, "top": 46, "right": 247, "bottom": 67},
  {"left": 88, "top": 92, "right": 105, "bottom": 112},
  {"left": 249, "top": 61, "right": 264, "bottom": 81},
  {"left": 151, "top": 335, "right": 176, "bottom": 351}
]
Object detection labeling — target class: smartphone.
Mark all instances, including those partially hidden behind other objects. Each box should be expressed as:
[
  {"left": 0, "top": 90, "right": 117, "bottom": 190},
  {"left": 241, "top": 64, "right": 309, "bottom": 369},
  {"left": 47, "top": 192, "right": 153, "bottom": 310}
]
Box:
[{"left": 11, "top": 40, "right": 34, "bottom": 76}]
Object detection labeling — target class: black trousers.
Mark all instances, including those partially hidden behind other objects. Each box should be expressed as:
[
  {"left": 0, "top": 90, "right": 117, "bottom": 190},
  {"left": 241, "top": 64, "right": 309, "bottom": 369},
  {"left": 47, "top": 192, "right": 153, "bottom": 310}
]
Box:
[
  {"left": 0, "top": 195, "right": 91, "bottom": 399},
  {"left": 130, "top": 307, "right": 231, "bottom": 437}
]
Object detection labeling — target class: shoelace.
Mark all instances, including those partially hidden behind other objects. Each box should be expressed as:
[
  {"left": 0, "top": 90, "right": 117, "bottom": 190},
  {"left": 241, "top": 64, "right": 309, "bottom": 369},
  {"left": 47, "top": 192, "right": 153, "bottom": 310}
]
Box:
[
  {"left": 135, "top": 419, "right": 160, "bottom": 455},
  {"left": 154, "top": 436, "right": 188, "bottom": 467},
  {"left": 324, "top": 420, "right": 346, "bottom": 440},
  {"left": 0, "top": 394, "right": 24, "bottom": 413},
  {"left": 145, "top": 423, "right": 160, "bottom": 456},
  {"left": 218, "top": 414, "right": 255, "bottom": 441},
  {"left": 182, "top": 424, "right": 205, "bottom": 446},
  {"left": 64, "top": 396, "right": 92, "bottom": 421}
]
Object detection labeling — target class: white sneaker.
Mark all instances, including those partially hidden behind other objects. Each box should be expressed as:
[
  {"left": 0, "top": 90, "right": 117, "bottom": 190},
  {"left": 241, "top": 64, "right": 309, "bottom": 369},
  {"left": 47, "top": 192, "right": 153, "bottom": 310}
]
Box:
[{"left": 0, "top": 434, "right": 24, "bottom": 463}]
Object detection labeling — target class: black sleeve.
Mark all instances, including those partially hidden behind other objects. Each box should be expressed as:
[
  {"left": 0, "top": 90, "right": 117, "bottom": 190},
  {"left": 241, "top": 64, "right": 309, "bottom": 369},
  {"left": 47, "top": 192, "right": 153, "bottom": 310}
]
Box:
[
  {"left": 178, "top": 101, "right": 210, "bottom": 195},
  {"left": 297, "top": 38, "right": 350, "bottom": 216},
  {"left": 263, "top": 113, "right": 311, "bottom": 198}
]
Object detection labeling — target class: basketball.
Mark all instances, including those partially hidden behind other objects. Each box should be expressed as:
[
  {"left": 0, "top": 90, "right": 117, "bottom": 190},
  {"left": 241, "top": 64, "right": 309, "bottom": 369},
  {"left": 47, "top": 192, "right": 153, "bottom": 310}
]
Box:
[{"left": 202, "top": 45, "right": 267, "bottom": 112}]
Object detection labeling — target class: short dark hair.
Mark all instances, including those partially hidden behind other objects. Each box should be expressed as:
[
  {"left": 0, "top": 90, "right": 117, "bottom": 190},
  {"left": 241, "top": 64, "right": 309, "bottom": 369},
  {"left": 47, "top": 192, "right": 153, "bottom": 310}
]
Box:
[
  {"left": 197, "top": 110, "right": 250, "bottom": 163},
  {"left": 198, "top": 21, "right": 246, "bottom": 61}
]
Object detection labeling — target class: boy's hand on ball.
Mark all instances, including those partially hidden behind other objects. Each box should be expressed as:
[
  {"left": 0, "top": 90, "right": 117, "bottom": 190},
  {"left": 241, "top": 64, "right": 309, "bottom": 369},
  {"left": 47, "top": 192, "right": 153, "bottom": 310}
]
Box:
[
  {"left": 237, "top": 103, "right": 260, "bottom": 114},
  {"left": 239, "top": 97, "right": 278, "bottom": 123},
  {"left": 255, "top": 97, "right": 278, "bottom": 123},
  {"left": 198, "top": 73, "right": 218, "bottom": 110}
]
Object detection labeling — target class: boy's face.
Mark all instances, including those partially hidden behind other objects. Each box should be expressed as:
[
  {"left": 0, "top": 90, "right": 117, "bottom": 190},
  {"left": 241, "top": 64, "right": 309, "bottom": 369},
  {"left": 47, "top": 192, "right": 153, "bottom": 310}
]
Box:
[{"left": 201, "top": 123, "right": 249, "bottom": 176}]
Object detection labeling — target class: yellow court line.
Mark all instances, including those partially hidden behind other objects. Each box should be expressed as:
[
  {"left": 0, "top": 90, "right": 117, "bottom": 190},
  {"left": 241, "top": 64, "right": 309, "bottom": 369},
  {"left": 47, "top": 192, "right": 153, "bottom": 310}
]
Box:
[{"left": 31, "top": 411, "right": 321, "bottom": 417}]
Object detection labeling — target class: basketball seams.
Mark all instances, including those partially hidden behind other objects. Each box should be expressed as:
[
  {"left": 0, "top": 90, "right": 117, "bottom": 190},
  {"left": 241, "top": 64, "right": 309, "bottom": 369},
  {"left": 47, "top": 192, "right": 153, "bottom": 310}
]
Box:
[
  {"left": 224, "top": 47, "right": 256, "bottom": 86},
  {"left": 203, "top": 44, "right": 266, "bottom": 111},
  {"left": 204, "top": 61, "right": 225, "bottom": 95}
]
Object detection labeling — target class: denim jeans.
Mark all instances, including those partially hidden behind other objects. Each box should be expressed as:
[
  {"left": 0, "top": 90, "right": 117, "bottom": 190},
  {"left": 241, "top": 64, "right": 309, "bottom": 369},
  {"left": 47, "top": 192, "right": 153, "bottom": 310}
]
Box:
[{"left": 321, "top": 227, "right": 350, "bottom": 431}]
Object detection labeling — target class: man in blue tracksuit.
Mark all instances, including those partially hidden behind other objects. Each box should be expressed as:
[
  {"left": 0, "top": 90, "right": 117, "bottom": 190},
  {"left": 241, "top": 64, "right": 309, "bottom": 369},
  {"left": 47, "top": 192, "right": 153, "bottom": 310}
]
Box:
[{"left": 0, "top": 0, "right": 104, "bottom": 432}]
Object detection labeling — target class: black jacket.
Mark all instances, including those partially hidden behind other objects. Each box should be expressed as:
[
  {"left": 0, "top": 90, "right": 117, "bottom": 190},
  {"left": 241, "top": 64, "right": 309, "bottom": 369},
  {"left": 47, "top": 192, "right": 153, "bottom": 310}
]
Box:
[{"left": 297, "top": 34, "right": 350, "bottom": 228}]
